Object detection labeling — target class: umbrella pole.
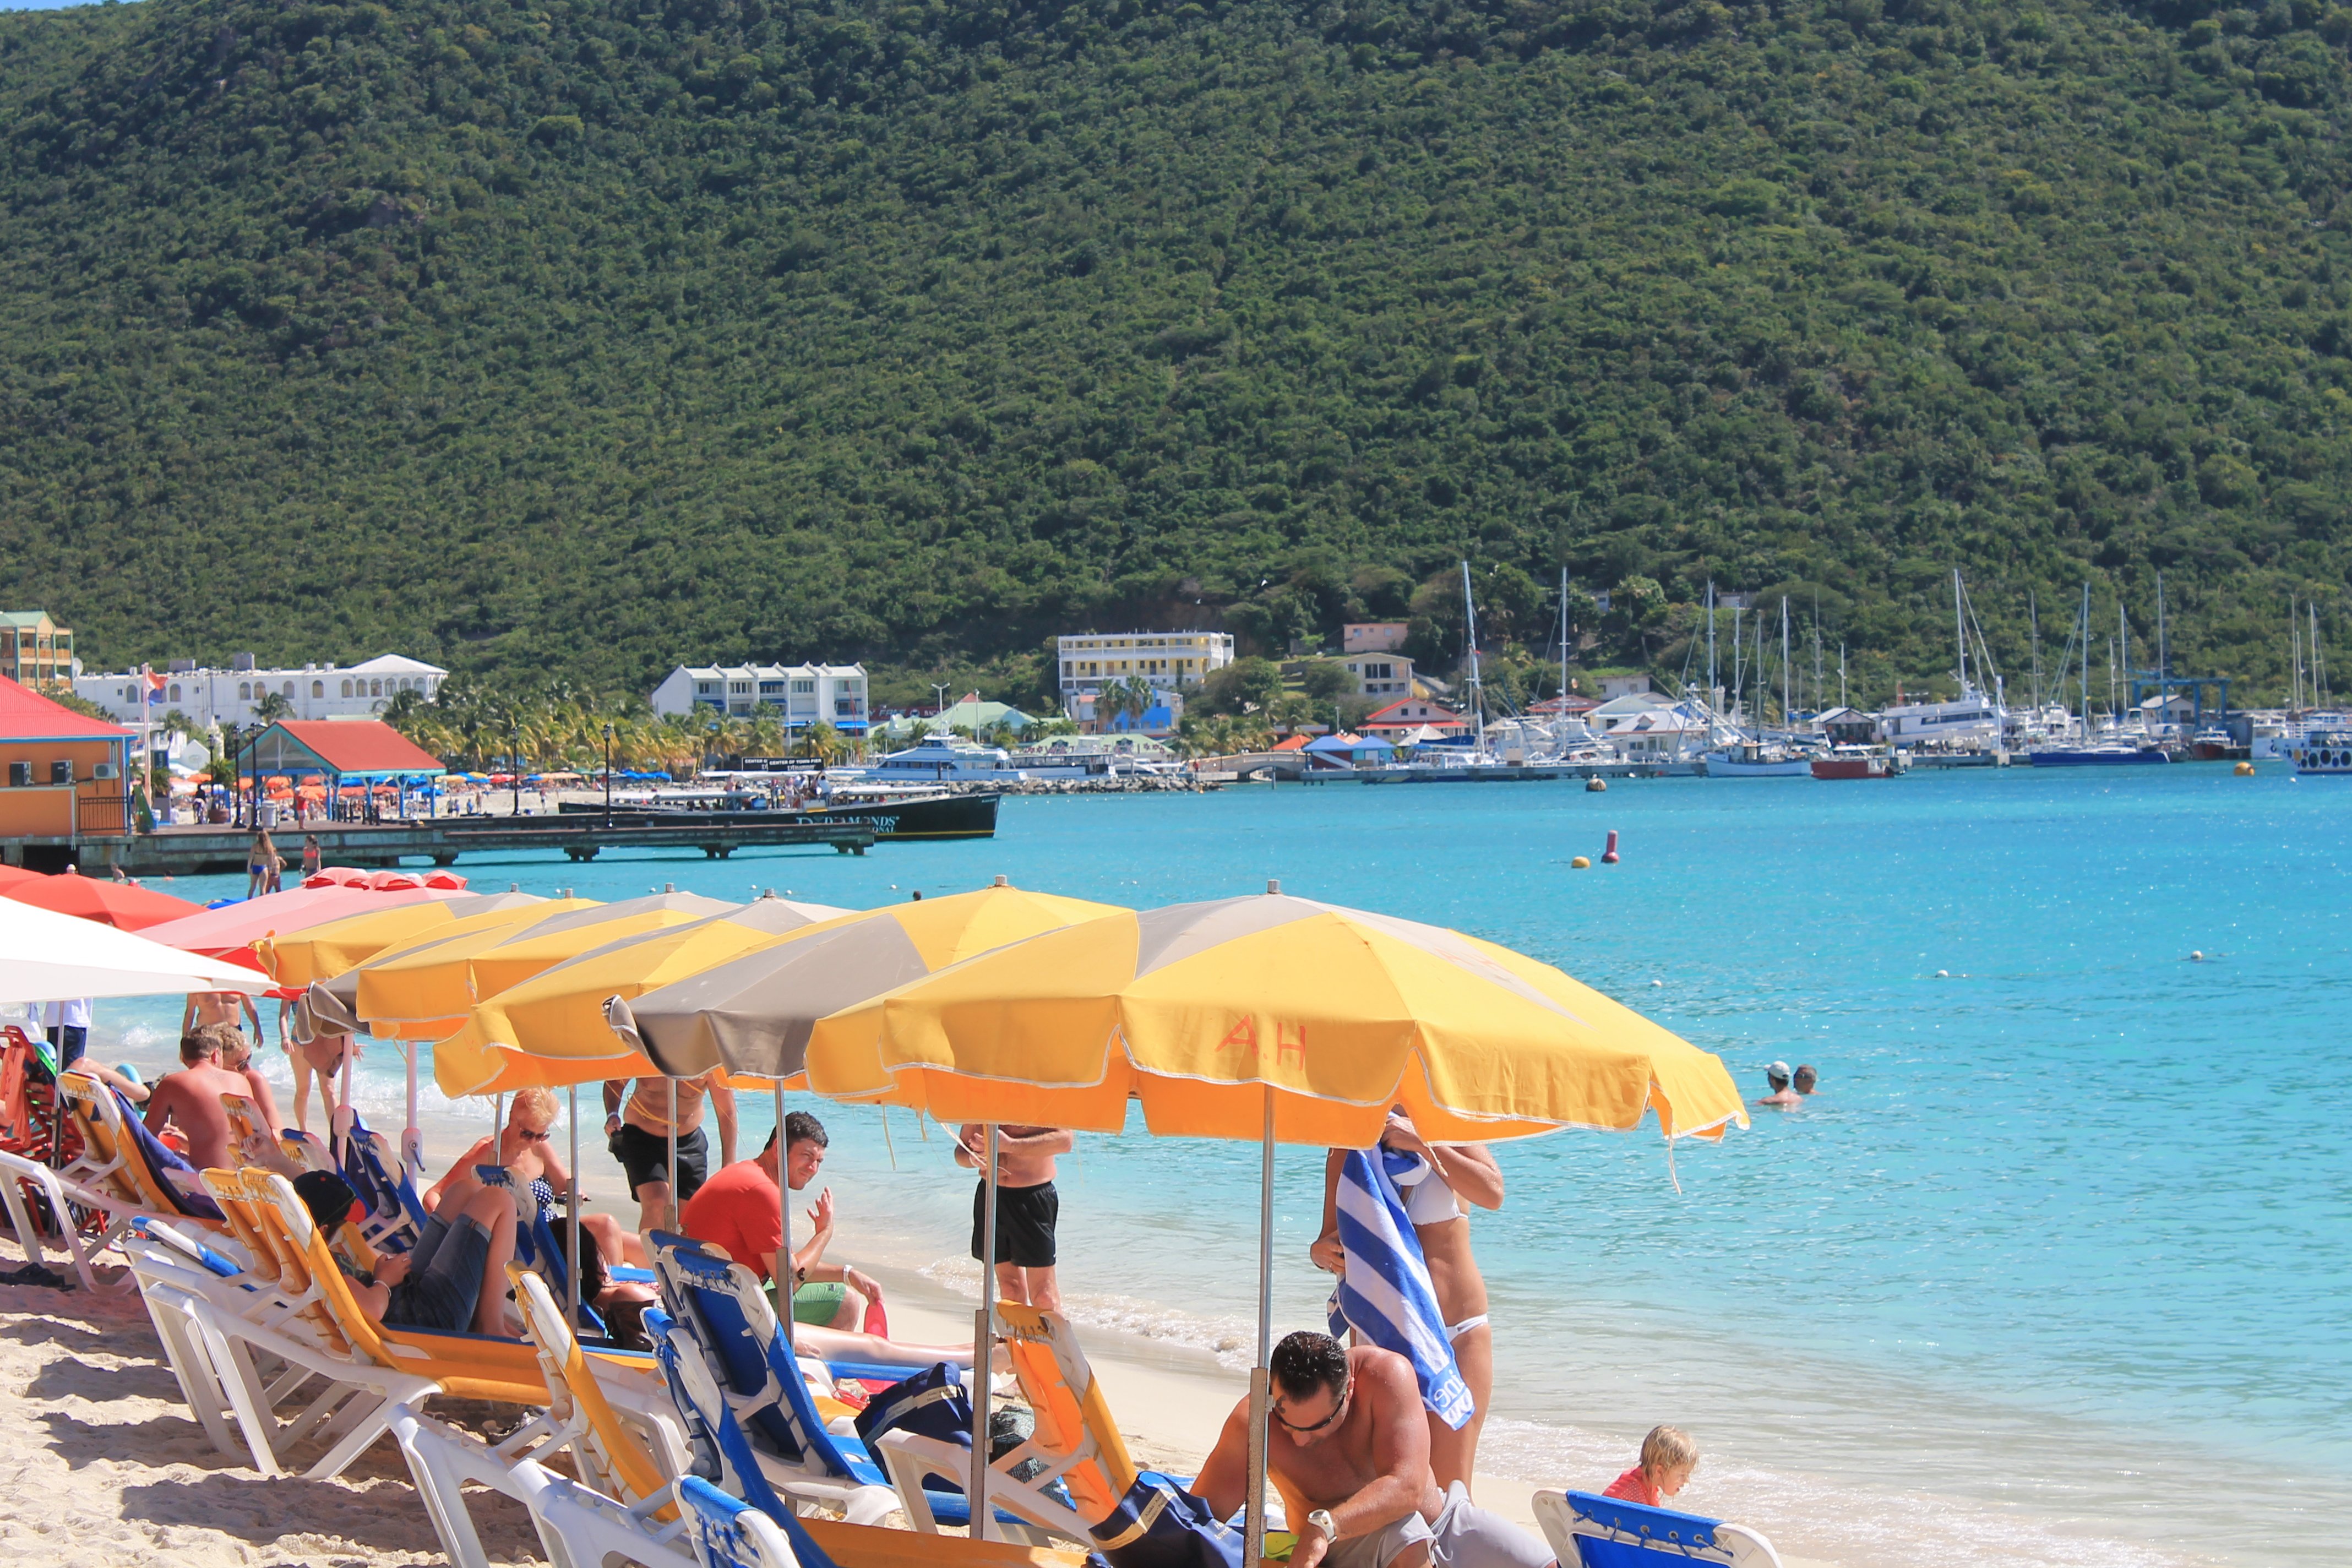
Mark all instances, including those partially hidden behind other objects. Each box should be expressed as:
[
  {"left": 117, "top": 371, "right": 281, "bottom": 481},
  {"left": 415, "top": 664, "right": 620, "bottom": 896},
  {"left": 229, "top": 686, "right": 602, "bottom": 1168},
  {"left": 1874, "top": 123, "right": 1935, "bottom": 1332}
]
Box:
[
  {"left": 402, "top": 1041, "right": 422, "bottom": 1191},
  {"left": 339, "top": 1042, "right": 355, "bottom": 1171},
  {"left": 970, "top": 1122, "right": 998, "bottom": 1541},
  {"left": 774, "top": 1079, "right": 792, "bottom": 1354},
  {"left": 567, "top": 1084, "right": 582, "bottom": 1328},
  {"left": 1246, "top": 1086, "right": 1274, "bottom": 1568},
  {"left": 666, "top": 1080, "right": 679, "bottom": 1232}
]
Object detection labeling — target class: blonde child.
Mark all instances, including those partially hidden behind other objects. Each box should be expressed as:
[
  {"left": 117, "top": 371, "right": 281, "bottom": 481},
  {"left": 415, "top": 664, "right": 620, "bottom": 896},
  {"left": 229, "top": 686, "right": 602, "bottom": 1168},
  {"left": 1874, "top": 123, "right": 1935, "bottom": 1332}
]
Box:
[{"left": 1604, "top": 1424, "right": 1698, "bottom": 1507}]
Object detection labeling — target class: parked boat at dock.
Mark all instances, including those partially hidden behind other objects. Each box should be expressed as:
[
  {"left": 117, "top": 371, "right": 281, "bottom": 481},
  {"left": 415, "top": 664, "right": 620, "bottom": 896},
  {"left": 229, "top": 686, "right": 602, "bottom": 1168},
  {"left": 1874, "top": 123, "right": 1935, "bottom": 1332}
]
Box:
[
  {"left": 2290, "top": 727, "right": 2352, "bottom": 775},
  {"left": 2028, "top": 744, "right": 2170, "bottom": 766},
  {"left": 1811, "top": 747, "right": 1906, "bottom": 780}
]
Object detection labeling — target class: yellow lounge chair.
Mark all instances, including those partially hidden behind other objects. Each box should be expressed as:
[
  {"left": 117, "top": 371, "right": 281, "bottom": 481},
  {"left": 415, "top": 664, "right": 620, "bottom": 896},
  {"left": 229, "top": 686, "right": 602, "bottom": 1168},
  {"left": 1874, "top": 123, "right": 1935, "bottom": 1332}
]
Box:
[
  {"left": 866, "top": 1302, "right": 1141, "bottom": 1545},
  {"left": 178, "top": 1167, "right": 681, "bottom": 1483},
  {"left": 391, "top": 1266, "right": 694, "bottom": 1568},
  {"left": 0, "top": 1069, "right": 227, "bottom": 1295}
]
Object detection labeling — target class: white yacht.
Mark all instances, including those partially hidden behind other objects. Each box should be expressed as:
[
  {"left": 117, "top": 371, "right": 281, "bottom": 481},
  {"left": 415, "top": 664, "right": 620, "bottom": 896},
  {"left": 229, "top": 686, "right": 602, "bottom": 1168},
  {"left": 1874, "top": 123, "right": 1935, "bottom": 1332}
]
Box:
[{"left": 839, "top": 737, "right": 1019, "bottom": 783}]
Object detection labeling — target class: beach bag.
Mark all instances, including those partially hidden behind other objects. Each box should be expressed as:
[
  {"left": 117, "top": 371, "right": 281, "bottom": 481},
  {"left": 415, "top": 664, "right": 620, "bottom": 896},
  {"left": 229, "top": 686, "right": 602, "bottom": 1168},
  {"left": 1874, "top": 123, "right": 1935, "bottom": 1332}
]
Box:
[
  {"left": 852, "top": 1362, "right": 974, "bottom": 1477},
  {"left": 1086, "top": 1472, "right": 1246, "bottom": 1568}
]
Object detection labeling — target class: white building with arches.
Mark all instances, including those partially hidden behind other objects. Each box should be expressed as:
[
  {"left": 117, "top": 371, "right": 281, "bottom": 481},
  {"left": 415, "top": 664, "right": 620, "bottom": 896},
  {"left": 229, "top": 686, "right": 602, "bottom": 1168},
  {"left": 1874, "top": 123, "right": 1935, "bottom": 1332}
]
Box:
[{"left": 74, "top": 654, "right": 449, "bottom": 728}]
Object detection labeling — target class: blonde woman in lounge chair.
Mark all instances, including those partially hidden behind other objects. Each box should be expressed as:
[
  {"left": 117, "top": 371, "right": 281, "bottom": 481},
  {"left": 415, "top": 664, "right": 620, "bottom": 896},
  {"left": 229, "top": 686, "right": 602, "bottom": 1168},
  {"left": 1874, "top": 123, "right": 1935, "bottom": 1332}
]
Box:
[{"left": 1314, "top": 1107, "right": 1504, "bottom": 1496}]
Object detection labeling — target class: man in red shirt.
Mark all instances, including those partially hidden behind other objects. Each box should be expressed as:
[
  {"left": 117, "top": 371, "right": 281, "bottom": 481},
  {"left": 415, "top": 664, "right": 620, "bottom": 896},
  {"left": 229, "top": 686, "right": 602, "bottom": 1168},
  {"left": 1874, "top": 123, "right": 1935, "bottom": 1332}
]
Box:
[{"left": 679, "top": 1109, "right": 881, "bottom": 1329}]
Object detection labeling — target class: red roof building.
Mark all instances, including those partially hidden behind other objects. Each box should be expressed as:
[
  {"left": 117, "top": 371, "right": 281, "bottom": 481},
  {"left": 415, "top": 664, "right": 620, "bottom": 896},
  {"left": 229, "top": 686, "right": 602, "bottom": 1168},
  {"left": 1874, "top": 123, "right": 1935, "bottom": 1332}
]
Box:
[
  {"left": 1528, "top": 694, "right": 1599, "bottom": 717},
  {"left": 251, "top": 720, "right": 446, "bottom": 777},
  {"left": 1358, "top": 698, "right": 1469, "bottom": 737},
  {"left": 0, "top": 676, "right": 134, "bottom": 842}
]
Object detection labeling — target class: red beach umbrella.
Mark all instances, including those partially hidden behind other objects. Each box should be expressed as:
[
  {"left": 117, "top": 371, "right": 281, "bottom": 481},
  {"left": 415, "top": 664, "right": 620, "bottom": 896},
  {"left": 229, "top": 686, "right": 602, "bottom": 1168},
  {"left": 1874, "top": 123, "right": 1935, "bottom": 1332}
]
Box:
[{"left": 2, "top": 872, "right": 206, "bottom": 932}]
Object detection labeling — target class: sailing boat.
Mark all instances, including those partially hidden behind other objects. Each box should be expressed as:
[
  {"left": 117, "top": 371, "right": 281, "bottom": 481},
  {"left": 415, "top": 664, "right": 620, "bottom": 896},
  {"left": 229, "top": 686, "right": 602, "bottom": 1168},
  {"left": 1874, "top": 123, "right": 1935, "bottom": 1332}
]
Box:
[
  {"left": 2029, "top": 584, "right": 2166, "bottom": 765},
  {"left": 1878, "top": 570, "right": 2009, "bottom": 748}
]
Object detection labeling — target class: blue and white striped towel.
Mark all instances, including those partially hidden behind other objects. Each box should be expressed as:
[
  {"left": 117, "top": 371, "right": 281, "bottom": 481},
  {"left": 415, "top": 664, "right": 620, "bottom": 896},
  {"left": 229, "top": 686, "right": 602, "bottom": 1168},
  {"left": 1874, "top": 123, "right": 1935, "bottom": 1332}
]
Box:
[{"left": 1326, "top": 1146, "right": 1473, "bottom": 1430}]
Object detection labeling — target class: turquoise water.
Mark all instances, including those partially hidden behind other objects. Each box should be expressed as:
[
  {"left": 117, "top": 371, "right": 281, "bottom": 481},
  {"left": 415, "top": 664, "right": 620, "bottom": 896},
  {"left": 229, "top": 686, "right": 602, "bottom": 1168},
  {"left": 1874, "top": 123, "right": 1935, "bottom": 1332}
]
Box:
[{"left": 80, "top": 769, "right": 2351, "bottom": 1564}]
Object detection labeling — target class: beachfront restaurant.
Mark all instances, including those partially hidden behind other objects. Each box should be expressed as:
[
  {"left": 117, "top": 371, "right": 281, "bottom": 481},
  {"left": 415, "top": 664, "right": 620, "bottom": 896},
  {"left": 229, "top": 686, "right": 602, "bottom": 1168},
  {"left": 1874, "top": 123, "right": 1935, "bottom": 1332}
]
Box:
[
  {"left": 244, "top": 719, "right": 447, "bottom": 821},
  {"left": 0, "top": 674, "right": 134, "bottom": 863}
]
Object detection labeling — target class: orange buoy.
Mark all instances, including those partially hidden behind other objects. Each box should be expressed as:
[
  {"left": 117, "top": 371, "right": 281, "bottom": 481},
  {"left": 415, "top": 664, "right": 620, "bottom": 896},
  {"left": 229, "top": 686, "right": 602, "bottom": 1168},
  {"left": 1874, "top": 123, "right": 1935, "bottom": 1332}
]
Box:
[
  {"left": 1601, "top": 830, "right": 1620, "bottom": 865},
  {"left": 1571, "top": 856, "right": 1591, "bottom": 869}
]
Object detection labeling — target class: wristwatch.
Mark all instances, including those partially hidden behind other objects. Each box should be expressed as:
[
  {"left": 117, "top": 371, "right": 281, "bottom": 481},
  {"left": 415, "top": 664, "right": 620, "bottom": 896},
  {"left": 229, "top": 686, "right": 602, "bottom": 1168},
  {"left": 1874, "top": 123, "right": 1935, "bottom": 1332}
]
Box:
[{"left": 1304, "top": 1509, "right": 1338, "bottom": 1544}]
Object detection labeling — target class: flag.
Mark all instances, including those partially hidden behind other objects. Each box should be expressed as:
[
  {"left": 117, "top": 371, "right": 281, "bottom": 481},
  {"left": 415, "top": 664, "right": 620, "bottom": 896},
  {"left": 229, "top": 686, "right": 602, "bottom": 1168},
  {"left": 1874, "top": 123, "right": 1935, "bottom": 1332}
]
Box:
[{"left": 144, "top": 668, "right": 166, "bottom": 705}]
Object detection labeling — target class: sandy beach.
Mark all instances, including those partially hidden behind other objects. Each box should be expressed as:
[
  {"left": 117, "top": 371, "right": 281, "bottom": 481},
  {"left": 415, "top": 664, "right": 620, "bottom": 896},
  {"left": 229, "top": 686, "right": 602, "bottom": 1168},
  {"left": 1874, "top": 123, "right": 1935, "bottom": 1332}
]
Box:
[{"left": 0, "top": 1221, "right": 1592, "bottom": 1568}]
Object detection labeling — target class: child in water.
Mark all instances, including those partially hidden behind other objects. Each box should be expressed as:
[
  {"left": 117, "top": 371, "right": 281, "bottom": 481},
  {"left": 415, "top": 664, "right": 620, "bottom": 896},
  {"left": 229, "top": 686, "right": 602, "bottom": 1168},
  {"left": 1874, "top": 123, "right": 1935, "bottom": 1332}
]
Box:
[{"left": 1604, "top": 1424, "right": 1699, "bottom": 1507}]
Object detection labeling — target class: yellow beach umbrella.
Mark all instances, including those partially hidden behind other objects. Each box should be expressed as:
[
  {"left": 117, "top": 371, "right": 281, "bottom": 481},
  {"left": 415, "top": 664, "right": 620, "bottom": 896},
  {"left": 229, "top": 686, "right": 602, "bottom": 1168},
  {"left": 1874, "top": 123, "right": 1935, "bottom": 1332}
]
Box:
[
  {"left": 801, "top": 883, "right": 1746, "bottom": 1555},
  {"left": 263, "top": 889, "right": 551, "bottom": 989},
  {"left": 433, "top": 894, "right": 856, "bottom": 1097},
  {"left": 355, "top": 891, "right": 732, "bottom": 1039},
  {"left": 605, "top": 877, "right": 1128, "bottom": 1081},
  {"left": 306, "top": 895, "right": 606, "bottom": 1041},
  {"left": 806, "top": 885, "right": 1747, "bottom": 1146}
]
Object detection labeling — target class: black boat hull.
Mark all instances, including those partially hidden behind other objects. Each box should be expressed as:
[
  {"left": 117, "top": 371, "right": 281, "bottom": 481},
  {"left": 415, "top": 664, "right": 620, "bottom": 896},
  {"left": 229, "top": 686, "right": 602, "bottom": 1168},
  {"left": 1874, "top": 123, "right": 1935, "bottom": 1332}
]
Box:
[{"left": 560, "top": 792, "right": 999, "bottom": 841}]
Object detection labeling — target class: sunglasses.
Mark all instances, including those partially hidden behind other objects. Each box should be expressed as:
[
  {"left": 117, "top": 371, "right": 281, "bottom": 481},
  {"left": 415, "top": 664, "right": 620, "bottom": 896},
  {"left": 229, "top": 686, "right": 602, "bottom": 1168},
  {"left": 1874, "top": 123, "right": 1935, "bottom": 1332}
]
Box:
[
  {"left": 1271, "top": 1381, "right": 1350, "bottom": 1434},
  {"left": 515, "top": 1128, "right": 552, "bottom": 1143}
]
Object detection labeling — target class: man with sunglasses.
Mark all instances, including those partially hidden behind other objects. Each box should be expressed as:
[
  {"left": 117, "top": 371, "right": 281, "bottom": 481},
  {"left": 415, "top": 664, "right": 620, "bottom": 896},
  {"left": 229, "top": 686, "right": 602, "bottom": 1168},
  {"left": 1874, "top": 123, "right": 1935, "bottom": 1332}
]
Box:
[{"left": 1195, "top": 1332, "right": 1555, "bottom": 1568}]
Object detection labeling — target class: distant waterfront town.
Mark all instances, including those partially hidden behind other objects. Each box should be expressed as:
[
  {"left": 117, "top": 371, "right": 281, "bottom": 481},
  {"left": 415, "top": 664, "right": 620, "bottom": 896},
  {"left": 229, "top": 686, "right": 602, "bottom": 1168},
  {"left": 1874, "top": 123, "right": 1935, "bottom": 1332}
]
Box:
[{"left": 0, "top": 573, "right": 2345, "bottom": 872}]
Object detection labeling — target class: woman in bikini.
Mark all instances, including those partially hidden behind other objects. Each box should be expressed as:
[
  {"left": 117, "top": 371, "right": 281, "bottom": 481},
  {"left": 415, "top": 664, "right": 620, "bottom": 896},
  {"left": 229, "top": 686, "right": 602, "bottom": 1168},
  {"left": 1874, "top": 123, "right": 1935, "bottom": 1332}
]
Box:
[{"left": 1312, "top": 1107, "right": 1504, "bottom": 1495}]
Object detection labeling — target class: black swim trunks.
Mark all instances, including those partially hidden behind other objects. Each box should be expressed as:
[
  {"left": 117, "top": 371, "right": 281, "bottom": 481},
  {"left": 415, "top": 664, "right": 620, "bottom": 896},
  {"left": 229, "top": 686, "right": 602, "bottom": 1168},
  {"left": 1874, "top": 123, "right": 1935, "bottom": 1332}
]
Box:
[
  {"left": 971, "top": 1179, "right": 1058, "bottom": 1269},
  {"left": 610, "top": 1122, "right": 710, "bottom": 1204}
]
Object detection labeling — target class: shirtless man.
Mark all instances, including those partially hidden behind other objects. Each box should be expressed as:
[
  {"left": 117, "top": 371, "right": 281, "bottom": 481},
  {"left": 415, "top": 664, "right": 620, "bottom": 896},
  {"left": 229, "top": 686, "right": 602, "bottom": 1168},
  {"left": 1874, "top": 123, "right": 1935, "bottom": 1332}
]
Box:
[
  {"left": 142, "top": 1031, "right": 257, "bottom": 1173},
  {"left": 1314, "top": 1109, "right": 1504, "bottom": 1493},
  {"left": 183, "top": 989, "right": 262, "bottom": 1041},
  {"left": 1793, "top": 1064, "right": 1820, "bottom": 1098},
  {"left": 955, "top": 1123, "right": 1071, "bottom": 1310},
  {"left": 602, "top": 1069, "right": 737, "bottom": 1240},
  {"left": 1755, "top": 1061, "right": 1801, "bottom": 1109},
  {"left": 1194, "top": 1333, "right": 1554, "bottom": 1568},
  {"left": 205, "top": 1023, "right": 286, "bottom": 1141}
]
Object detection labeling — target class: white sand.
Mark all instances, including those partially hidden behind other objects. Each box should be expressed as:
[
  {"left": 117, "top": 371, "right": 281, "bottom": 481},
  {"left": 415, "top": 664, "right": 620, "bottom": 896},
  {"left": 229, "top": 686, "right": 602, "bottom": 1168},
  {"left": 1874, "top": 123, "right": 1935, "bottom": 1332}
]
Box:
[{"left": 0, "top": 1223, "right": 1828, "bottom": 1567}]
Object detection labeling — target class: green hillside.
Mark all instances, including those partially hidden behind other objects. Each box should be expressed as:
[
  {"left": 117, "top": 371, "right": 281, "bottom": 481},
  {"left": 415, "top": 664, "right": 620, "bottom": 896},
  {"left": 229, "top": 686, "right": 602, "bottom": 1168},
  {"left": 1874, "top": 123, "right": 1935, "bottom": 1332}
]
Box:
[{"left": 2, "top": 0, "right": 2349, "bottom": 709}]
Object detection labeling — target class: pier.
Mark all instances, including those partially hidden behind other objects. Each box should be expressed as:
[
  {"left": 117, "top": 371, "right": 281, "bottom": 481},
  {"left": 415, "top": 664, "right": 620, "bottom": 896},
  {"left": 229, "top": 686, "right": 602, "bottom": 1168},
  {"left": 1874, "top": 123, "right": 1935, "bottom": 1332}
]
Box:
[{"left": 17, "top": 816, "right": 875, "bottom": 876}]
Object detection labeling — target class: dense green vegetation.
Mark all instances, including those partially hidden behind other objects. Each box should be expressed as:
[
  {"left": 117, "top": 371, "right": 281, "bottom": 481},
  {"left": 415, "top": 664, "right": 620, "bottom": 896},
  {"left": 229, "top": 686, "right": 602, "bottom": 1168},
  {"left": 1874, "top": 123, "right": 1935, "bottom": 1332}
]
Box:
[{"left": 2, "top": 0, "right": 2349, "bottom": 710}]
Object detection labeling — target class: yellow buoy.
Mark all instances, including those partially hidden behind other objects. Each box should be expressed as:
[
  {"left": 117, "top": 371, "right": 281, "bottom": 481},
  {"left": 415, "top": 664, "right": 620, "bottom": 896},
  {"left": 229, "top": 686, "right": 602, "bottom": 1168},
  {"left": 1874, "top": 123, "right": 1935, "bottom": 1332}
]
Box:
[
  {"left": 1585, "top": 776, "right": 1608, "bottom": 792},
  {"left": 1571, "top": 856, "right": 1591, "bottom": 869},
  {"left": 2234, "top": 761, "right": 2255, "bottom": 776}
]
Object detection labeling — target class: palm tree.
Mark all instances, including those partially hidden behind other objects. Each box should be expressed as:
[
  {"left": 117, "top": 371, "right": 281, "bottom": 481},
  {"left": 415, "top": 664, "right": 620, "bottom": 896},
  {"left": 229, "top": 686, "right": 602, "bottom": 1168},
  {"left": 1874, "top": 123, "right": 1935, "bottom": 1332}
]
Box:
[{"left": 254, "top": 690, "right": 295, "bottom": 722}]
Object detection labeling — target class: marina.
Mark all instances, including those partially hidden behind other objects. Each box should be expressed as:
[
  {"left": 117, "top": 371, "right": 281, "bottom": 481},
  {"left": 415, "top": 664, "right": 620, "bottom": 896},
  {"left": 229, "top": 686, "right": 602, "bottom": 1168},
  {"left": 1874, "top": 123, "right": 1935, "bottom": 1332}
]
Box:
[{"left": 47, "top": 815, "right": 876, "bottom": 875}]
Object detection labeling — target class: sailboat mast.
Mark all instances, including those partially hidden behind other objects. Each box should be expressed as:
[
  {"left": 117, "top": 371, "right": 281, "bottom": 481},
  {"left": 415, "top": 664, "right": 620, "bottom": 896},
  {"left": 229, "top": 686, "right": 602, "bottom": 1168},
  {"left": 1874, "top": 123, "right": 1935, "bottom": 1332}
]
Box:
[
  {"left": 1839, "top": 641, "right": 1848, "bottom": 709},
  {"left": 2291, "top": 598, "right": 2303, "bottom": 711},
  {"left": 2030, "top": 592, "right": 2041, "bottom": 711},
  {"left": 2315, "top": 601, "right": 2328, "bottom": 708},
  {"left": 1811, "top": 594, "right": 1823, "bottom": 717},
  {"left": 1460, "top": 560, "right": 1485, "bottom": 755},
  {"left": 2079, "top": 583, "right": 2091, "bottom": 739},
  {"left": 1954, "top": 569, "right": 1968, "bottom": 694},
  {"left": 1780, "top": 598, "right": 1791, "bottom": 726},
  {"left": 2157, "top": 571, "right": 2168, "bottom": 682},
  {"left": 1706, "top": 582, "right": 1717, "bottom": 711},
  {"left": 1557, "top": 567, "right": 1571, "bottom": 736},
  {"left": 1731, "top": 606, "right": 1744, "bottom": 726}
]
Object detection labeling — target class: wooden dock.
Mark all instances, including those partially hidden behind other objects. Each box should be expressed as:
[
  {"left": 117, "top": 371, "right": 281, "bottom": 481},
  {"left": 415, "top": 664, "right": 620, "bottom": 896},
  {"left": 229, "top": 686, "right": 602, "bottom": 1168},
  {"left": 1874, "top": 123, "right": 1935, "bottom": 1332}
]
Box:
[{"left": 32, "top": 817, "right": 876, "bottom": 876}]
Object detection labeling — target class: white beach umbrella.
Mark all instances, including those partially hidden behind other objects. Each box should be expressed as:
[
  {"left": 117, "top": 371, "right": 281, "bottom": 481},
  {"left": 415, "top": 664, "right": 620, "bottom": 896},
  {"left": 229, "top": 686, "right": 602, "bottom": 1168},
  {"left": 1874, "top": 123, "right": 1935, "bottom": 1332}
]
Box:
[{"left": 0, "top": 897, "right": 273, "bottom": 1003}]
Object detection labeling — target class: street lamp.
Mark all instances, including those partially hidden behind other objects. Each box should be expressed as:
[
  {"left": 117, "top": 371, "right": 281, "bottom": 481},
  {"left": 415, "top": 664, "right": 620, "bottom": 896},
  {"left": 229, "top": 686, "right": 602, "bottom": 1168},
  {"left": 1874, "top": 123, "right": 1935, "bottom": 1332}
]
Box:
[
  {"left": 603, "top": 723, "right": 615, "bottom": 828},
  {"left": 510, "top": 718, "right": 523, "bottom": 816},
  {"left": 932, "top": 683, "right": 951, "bottom": 731}
]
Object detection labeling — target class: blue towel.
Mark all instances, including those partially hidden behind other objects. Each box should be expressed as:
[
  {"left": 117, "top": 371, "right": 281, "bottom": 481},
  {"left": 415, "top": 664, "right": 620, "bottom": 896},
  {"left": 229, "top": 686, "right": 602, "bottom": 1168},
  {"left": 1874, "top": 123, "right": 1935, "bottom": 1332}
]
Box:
[{"left": 1327, "top": 1147, "right": 1472, "bottom": 1430}]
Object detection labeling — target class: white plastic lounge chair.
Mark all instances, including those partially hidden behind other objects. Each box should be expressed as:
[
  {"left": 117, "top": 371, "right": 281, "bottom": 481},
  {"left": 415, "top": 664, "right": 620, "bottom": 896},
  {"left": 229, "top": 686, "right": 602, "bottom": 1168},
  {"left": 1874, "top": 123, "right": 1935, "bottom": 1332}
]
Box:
[
  {"left": 390, "top": 1266, "right": 695, "bottom": 1568},
  {"left": 1532, "top": 1489, "right": 1785, "bottom": 1568},
  {"left": 176, "top": 1166, "right": 680, "bottom": 1483}
]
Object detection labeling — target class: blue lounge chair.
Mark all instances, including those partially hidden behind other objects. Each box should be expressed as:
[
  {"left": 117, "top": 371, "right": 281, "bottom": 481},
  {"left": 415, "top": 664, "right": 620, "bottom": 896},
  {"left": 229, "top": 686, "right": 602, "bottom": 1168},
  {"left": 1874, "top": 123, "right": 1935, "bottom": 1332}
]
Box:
[
  {"left": 333, "top": 1108, "right": 427, "bottom": 1254},
  {"left": 678, "top": 1476, "right": 840, "bottom": 1568},
  {"left": 649, "top": 1231, "right": 1040, "bottom": 1532},
  {"left": 1532, "top": 1489, "right": 1785, "bottom": 1568},
  {"left": 474, "top": 1163, "right": 609, "bottom": 1337}
]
